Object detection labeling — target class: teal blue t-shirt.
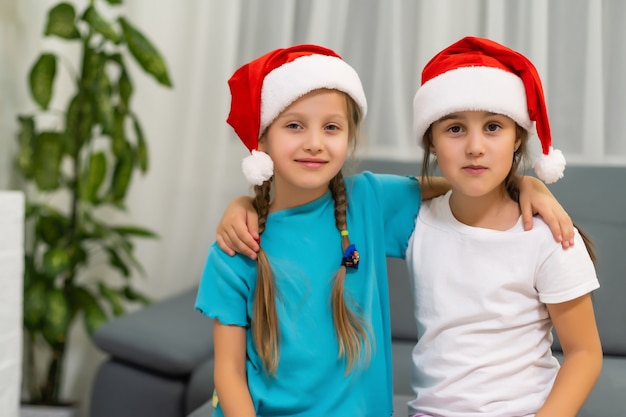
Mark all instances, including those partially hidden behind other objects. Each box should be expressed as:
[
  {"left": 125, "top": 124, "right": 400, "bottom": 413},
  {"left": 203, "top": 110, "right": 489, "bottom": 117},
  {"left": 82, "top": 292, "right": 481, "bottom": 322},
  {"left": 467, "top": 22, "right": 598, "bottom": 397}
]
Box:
[{"left": 195, "top": 172, "right": 421, "bottom": 417}]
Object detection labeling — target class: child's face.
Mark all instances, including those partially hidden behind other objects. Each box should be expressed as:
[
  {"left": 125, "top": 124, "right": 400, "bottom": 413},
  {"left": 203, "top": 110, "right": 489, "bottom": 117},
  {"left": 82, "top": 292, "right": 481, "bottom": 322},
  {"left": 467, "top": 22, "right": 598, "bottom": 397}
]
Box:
[
  {"left": 260, "top": 89, "right": 351, "bottom": 210},
  {"left": 430, "top": 110, "right": 520, "bottom": 198}
]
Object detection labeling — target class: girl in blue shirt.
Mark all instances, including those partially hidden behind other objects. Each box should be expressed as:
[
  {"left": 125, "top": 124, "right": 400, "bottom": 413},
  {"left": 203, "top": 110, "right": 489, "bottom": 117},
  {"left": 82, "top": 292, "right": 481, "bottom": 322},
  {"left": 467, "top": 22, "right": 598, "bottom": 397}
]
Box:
[{"left": 196, "top": 44, "right": 428, "bottom": 417}]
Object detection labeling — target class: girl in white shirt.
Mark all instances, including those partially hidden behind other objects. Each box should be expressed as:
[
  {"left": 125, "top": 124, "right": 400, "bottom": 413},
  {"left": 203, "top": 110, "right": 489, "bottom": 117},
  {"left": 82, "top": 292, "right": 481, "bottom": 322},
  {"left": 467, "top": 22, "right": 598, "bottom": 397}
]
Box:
[{"left": 407, "top": 36, "right": 601, "bottom": 417}]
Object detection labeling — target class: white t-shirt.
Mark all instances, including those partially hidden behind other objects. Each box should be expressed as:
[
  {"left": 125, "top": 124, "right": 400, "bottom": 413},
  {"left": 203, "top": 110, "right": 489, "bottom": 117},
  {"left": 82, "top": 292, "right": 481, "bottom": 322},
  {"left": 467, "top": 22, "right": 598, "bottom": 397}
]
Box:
[{"left": 406, "top": 191, "right": 599, "bottom": 417}]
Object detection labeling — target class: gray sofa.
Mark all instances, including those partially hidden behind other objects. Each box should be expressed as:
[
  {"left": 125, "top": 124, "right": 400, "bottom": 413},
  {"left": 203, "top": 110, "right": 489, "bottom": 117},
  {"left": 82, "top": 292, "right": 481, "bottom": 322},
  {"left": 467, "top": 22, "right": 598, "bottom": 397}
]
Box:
[{"left": 90, "top": 160, "right": 626, "bottom": 417}]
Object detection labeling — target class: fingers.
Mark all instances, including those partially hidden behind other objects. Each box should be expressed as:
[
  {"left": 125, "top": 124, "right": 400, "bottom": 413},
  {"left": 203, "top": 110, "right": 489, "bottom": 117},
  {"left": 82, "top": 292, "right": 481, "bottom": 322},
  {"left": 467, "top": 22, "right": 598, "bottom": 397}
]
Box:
[
  {"left": 556, "top": 208, "right": 575, "bottom": 249},
  {"left": 541, "top": 209, "right": 563, "bottom": 245},
  {"left": 517, "top": 176, "right": 575, "bottom": 249},
  {"left": 215, "top": 196, "right": 260, "bottom": 260},
  {"left": 245, "top": 210, "right": 260, "bottom": 244},
  {"left": 216, "top": 225, "right": 258, "bottom": 259},
  {"left": 216, "top": 233, "right": 235, "bottom": 256},
  {"left": 520, "top": 198, "right": 534, "bottom": 231},
  {"left": 541, "top": 205, "right": 575, "bottom": 249},
  {"left": 234, "top": 220, "right": 259, "bottom": 260},
  {"left": 222, "top": 222, "right": 258, "bottom": 260}
]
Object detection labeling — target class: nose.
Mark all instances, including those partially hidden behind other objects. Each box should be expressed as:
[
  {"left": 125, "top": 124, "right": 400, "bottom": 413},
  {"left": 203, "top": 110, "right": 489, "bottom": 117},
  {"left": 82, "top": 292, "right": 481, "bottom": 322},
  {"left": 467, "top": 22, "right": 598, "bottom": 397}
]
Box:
[
  {"left": 465, "top": 129, "right": 485, "bottom": 157},
  {"left": 304, "top": 129, "right": 323, "bottom": 153}
]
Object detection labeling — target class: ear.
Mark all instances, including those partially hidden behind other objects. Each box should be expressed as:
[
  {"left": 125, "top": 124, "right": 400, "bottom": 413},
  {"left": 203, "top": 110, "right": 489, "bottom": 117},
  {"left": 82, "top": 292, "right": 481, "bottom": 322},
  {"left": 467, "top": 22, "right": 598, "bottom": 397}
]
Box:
[
  {"left": 514, "top": 138, "right": 521, "bottom": 152},
  {"left": 257, "top": 135, "right": 267, "bottom": 152}
]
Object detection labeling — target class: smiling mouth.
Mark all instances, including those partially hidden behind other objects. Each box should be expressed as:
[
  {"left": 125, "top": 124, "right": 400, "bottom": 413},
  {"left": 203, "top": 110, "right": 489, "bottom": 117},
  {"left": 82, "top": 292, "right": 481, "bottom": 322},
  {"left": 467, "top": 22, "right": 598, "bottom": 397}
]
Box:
[
  {"left": 296, "top": 159, "right": 327, "bottom": 168},
  {"left": 463, "top": 165, "right": 487, "bottom": 173}
]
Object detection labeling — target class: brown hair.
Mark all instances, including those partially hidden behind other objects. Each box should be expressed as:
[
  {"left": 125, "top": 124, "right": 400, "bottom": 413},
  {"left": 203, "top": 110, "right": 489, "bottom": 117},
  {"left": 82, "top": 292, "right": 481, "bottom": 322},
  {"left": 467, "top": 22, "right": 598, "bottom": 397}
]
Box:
[
  {"left": 251, "top": 92, "right": 370, "bottom": 375},
  {"left": 420, "top": 120, "right": 597, "bottom": 265}
]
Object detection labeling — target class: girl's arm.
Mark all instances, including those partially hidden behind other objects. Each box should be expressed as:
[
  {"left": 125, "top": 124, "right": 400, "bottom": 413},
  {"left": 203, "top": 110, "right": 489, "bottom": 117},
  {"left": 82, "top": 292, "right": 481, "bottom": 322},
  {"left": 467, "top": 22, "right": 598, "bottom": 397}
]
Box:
[
  {"left": 213, "top": 319, "right": 256, "bottom": 417},
  {"left": 215, "top": 176, "right": 575, "bottom": 258},
  {"left": 518, "top": 176, "right": 574, "bottom": 248},
  {"left": 536, "top": 294, "right": 602, "bottom": 417},
  {"left": 216, "top": 196, "right": 260, "bottom": 259},
  {"left": 417, "top": 176, "right": 450, "bottom": 200}
]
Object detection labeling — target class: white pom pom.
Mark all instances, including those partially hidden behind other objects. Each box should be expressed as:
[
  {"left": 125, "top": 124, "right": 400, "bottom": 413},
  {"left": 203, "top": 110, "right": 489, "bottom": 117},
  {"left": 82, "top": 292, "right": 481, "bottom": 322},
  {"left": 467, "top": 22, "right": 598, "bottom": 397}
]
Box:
[
  {"left": 533, "top": 146, "right": 566, "bottom": 184},
  {"left": 242, "top": 150, "right": 274, "bottom": 185}
]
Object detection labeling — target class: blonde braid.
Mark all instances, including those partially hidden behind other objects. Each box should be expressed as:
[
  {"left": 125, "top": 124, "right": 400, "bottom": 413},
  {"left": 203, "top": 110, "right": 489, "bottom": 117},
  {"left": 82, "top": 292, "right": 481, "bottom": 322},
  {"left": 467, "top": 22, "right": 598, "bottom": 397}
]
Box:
[
  {"left": 329, "top": 172, "right": 371, "bottom": 373},
  {"left": 251, "top": 180, "right": 280, "bottom": 374}
]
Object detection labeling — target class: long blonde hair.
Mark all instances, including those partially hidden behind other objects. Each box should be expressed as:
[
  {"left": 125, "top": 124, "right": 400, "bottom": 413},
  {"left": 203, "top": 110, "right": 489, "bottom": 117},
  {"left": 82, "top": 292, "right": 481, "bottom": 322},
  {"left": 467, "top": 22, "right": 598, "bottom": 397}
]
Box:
[{"left": 251, "top": 92, "right": 370, "bottom": 375}]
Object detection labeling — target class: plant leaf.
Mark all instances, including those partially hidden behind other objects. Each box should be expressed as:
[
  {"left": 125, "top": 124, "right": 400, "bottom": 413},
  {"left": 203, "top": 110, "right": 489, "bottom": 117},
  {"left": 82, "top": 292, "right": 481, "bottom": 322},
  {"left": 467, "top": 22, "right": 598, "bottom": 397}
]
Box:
[
  {"left": 113, "top": 225, "right": 158, "bottom": 238},
  {"left": 23, "top": 281, "right": 47, "bottom": 331},
  {"left": 84, "top": 151, "right": 107, "bottom": 203},
  {"left": 118, "top": 17, "right": 172, "bottom": 87},
  {"left": 108, "top": 143, "right": 134, "bottom": 202},
  {"left": 130, "top": 114, "right": 148, "bottom": 172},
  {"left": 66, "top": 286, "right": 107, "bottom": 336},
  {"left": 112, "top": 235, "right": 146, "bottom": 276},
  {"left": 44, "top": 3, "right": 81, "bottom": 39},
  {"left": 36, "top": 213, "right": 69, "bottom": 246},
  {"left": 118, "top": 68, "right": 133, "bottom": 109},
  {"left": 23, "top": 254, "right": 35, "bottom": 289},
  {"left": 42, "top": 289, "right": 71, "bottom": 346},
  {"left": 42, "top": 247, "right": 71, "bottom": 278},
  {"left": 106, "top": 0, "right": 123, "bottom": 5},
  {"left": 98, "top": 283, "right": 125, "bottom": 316},
  {"left": 29, "top": 53, "right": 57, "bottom": 110},
  {"left": 94, "top": 60, "right": 114, "bottom": 132},
  {"left": 65, "top": 240, "right": 88, "bottom": 270},
  {"left": 16, "top": 116, "right": 36, "bottom": 178},
  {"left": 82, "top": 212, "right": 112, "bottom": 239},
  {"left": 34, "top": 131, "right": 64, "bottom": 191},
  {"left": 105, "top": 247, "right": 130, "bottom": 277},
  {"left": 66, "top": 93, "right": 94, "bottom": 155},
  {"left": 83, "top": 298, "right": 108, "bottom": 336},
  {"left": 82, "top": 6, "right": 121, "bottom": 44},
  {"left": 123, "top": 285, "right": 151, "bottom": 305},
  {"left": 111, "top": 107, "right": 126, "bottom": 156}
]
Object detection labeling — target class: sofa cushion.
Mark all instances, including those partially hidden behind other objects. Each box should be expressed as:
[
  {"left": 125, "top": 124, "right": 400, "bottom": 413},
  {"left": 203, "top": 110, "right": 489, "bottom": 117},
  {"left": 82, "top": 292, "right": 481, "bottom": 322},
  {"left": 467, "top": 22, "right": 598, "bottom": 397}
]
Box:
[
  {"left": 391, "top": 340, "right": 415, "bottom": 397},
  {"left": 94, "top": 288, "right": 213, "bottom": 376},
  {"left": 185, "top": 358, "right": 215, "bottom": 415},
  {"left": 393, "top": 394, "right": 414, "bottom": 417},
  {"left": 548, "top": 166, "right": 626, "bottom": 356},
  {"left": 388, "top": 258, "right": 418, "bottom": 340},
  {"left": 187, "top": 399, "right": 213, "bottom": 417},
  {"left": 553, "top": 353, "right": 626, "bottom": 417},
  {"left": 91, "top": 359, "right": 187, "bottom": 417}
]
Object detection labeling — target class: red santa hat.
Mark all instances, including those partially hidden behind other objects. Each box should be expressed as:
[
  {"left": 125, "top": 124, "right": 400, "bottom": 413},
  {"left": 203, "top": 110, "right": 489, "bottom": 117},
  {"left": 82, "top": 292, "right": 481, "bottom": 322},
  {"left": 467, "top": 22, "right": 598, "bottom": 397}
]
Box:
[
  {"left": 413, "top": 36, "right": 566, "bottom": 183},
  {"left": 227, "top": 44, "right": 367, "bottom": 185}
]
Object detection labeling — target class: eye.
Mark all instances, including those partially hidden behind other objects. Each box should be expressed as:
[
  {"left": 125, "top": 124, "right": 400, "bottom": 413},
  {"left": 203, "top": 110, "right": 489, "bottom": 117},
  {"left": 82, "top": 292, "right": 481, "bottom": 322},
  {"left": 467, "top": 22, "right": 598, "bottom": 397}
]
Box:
[
  {"left": 286, "top": 122, "right": 302, "bottom": 130},
  {"left": 485, "top": 122, "right": 501, "bottom": 132},
  {"left": 447, "top": 124, "right": 462, "bottom": 134},
  {"left": 325, "top": 123, "right": 341, "bottom": 132}
]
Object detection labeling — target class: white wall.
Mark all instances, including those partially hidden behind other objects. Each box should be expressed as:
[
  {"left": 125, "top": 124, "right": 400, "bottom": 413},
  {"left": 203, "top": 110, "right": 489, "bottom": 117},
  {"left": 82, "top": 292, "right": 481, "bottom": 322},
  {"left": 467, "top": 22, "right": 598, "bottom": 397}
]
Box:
[{"left": 0, "top": 192, "right": 24, "bottom": 417}]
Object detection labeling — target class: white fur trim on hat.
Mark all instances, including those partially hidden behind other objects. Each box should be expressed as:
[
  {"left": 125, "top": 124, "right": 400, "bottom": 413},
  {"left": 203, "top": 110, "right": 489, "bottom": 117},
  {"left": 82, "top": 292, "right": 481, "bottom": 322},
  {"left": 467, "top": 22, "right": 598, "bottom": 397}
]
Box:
[
  {"left": 413, "top": 66, "right": 533, "bottom": 145},
  {"left": 260, "top": 54, "right": 367, "bottom": 136},
  {"left": 242, "top": 150, "right": 274, "bottom": 185},
  {"left": 533, "top": 146, "right": 566, "bottom": 184}
]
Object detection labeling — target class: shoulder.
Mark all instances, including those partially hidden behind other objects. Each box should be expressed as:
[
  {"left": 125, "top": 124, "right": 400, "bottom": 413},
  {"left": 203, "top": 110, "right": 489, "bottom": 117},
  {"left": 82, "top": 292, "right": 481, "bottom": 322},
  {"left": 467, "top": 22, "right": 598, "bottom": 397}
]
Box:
[
  {"left": 528, "top": 216, "right": 584, "bottom": 251},
  {"left": 416, "top": 192, "right": 448, "bottom": 224},
  {"left": 533, "top": 221, "right": 599, "bottom": 302},
  {"left": 203, "top": 242, "right": 256, "bottom": 279},
  {"left": 345, "top": 171, "right": 421, "bottom": 197}
]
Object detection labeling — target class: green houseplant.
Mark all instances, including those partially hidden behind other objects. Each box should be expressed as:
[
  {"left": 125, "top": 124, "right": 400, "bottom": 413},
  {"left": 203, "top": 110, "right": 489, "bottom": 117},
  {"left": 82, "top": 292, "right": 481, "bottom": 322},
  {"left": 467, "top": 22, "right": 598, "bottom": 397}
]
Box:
[{"left": 16, "top": 0, "right": 172, "bottom": 407}]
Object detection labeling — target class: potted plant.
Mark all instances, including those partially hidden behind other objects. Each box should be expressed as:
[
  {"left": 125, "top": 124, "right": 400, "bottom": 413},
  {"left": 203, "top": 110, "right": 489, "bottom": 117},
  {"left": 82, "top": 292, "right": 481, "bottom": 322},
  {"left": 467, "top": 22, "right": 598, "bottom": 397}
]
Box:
[{"left": 16, "top": 0, "right": 172, "bottom": 413}]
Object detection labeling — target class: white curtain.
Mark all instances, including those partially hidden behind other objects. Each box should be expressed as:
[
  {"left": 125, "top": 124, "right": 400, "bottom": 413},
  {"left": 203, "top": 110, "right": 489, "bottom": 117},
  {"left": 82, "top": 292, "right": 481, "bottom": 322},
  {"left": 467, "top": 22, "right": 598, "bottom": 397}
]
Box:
[{"left": 2, "top": 0, "right": 625, "bottom": 414}]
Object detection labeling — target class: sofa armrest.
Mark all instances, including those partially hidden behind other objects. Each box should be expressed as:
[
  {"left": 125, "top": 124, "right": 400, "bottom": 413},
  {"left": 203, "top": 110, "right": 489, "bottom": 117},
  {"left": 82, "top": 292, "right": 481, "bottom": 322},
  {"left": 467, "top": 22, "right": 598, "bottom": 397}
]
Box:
[
  {"left": 187, "top": 398, "right": 214, "bottom": 417},
  {"left": 94, "top": 287, "right": 213, "bottom": 377}
]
